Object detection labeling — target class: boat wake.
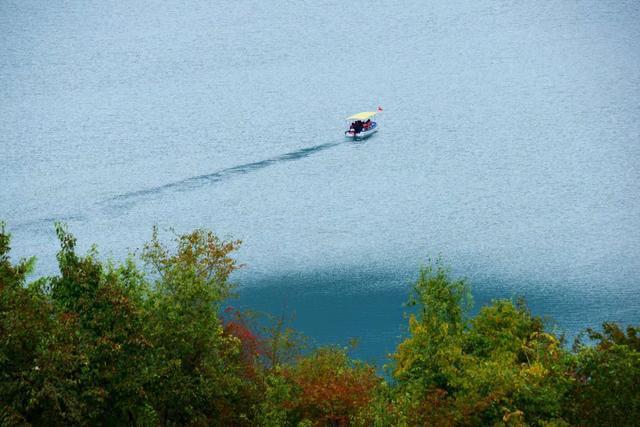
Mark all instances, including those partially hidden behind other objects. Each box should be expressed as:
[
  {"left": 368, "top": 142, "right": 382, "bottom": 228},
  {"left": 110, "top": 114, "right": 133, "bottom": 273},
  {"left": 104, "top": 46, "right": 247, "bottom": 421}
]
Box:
[
  {"left": 11, "top": 141, "right": 344, "bottom": 232},
  {"left": 103, "top": 141, "right": 342, "bottom": 209},
  {"left": 9, "top": 214, "right": 88, "bottom": 234}
]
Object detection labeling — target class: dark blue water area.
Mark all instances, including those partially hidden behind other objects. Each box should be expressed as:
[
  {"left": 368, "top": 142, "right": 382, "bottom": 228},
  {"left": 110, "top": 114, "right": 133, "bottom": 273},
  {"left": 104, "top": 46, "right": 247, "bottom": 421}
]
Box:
[
  {"left": 236, "top": 273, "right": 410, "bottom": 368},
  {"left": 235, "top": 268, "right": 640, "bottom": 366}
]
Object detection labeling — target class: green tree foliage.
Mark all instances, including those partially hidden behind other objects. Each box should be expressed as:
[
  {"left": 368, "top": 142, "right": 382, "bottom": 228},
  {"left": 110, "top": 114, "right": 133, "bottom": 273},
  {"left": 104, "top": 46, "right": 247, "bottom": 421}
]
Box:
[
  {"left": 583, "top": 322, "right": 640, "bottom": 351},
  {"left": 457, "top": 302, "right": 572, "bottom": 425},
  {"left": 0, "top": 222, "right": 53, "bottom": 425},
  {"left": 390, "top": 265, "right": 573, "bottom": 426},
  {"left": 1, "top": 222, "right": 639, "bottom": 426},
  {"left": 141, "top": 227, "right": 254, "bottom": 425},
  {"left": 393, "top": 263, "right": 471, "bottom": 389},
  {"left": 1, "top": 224, "right": 251, "bottom": 426},
  {"left": 46, "top": 224, "right": 153, "bottom": 425},
  {"left": 565, "top": 324, "right": 640, "bottom": 426}
]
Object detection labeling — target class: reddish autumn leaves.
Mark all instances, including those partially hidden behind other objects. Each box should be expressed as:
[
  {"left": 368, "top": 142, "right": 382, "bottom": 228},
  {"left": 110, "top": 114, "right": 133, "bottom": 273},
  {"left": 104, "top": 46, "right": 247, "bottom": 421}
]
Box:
[{"left": 281, "top": 348, "right": 379, "bottom": 426}]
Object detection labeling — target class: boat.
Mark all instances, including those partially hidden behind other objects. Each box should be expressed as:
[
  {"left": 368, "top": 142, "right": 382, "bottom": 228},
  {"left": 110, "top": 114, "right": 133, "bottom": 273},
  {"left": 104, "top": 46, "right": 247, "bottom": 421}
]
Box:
[{"left": 345, "top": 109, "right": 380, "bottom": 139}]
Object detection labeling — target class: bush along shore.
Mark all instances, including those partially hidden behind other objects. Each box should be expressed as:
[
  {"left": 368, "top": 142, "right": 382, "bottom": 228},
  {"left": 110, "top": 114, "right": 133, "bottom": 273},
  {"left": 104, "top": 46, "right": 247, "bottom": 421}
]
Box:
[{"left": 1, "top": 222, "right": 639, "bottom": 426}]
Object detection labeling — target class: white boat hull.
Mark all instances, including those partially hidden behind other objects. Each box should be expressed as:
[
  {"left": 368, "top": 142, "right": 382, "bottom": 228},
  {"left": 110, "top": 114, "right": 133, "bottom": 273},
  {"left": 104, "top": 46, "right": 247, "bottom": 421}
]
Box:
[{"left": 345, "top": 123, "right": 379, "bottom": 139}]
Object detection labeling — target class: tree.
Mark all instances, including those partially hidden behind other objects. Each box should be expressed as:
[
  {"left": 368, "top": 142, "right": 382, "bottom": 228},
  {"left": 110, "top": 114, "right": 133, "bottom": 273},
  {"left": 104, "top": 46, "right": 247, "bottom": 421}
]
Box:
[
  {"left": 141, "top": 227, "right": 251, "bottom": 425},
  {"left": 458, "top": 300, "right": 571, "bottom": 425},
  {"left": 389, "top": 263, "right": 471, "bottom": 425},
  {"left": 46, "top": 224, "right": 153, "bottom": 425},
  {"left": 0, "top": 222, "right": 53, "bottom": 425},
  {"left": 393, "top": 263, "right": 471, "bottom": 389},
  {"left": 259, "top": 347, "right": 380, "bottom": 426},
  {"left": 583, "top": 322, "right": 640, "bottom": 352},
  {"left": 390, "top": 264, "right": 572, "bottom": 426},
  {"left": 1, "top": 223, "right": 91, "bottom": 426},
  {"left": 566, "top": 323, "right": 640, "bottom": 426},
  {"left": 259, "top": 310, "right": 307, "bottom": 371}
]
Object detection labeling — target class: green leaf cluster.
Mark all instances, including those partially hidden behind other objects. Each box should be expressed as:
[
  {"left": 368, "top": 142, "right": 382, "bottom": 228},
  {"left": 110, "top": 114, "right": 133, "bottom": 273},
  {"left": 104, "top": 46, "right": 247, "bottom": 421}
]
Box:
[{"left": 377, "top": 264, "right": 638, "bottom": 426}]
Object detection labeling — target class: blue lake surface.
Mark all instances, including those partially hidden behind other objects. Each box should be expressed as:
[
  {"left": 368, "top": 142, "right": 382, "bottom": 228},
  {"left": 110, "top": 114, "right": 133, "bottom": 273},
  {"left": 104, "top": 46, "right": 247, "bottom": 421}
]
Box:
[{"left": 2, "top": 0, "right": 639, "bottom": 363}]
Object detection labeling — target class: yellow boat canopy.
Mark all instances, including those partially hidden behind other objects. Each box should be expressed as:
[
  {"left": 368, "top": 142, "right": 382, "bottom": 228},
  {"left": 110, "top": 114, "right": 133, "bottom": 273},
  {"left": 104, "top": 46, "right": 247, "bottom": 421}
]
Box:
[{"left": 346, "top": 111, "right": 377, "bottom": 121}]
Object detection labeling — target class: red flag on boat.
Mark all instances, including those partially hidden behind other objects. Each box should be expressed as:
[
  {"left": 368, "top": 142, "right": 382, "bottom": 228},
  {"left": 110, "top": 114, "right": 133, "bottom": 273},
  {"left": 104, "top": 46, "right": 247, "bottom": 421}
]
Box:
[{"left": 377, "top": 106, "right": 383, "bottom": 111}]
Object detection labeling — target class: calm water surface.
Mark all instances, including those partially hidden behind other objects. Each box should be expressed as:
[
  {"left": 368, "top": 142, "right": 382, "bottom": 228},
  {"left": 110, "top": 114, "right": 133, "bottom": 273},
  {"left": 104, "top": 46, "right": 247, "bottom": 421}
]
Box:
[{"left": 2, "top": 0, "right": 639, "bottom": 362}]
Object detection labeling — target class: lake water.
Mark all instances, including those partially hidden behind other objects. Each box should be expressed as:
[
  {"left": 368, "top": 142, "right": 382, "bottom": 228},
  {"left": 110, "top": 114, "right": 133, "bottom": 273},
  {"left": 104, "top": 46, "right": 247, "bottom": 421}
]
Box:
[{"left": 2, "top": 0, "right": 639, "bottom": 363}]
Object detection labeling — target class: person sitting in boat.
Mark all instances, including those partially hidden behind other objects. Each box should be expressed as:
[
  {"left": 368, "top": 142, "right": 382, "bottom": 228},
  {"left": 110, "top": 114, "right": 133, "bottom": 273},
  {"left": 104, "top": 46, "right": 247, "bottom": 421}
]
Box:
[
  {"left": 364, "top": 119, "right": 371, "bottom": 130},
  {"left": 353, "top": 120, "right": 363, "bottom": 134}
]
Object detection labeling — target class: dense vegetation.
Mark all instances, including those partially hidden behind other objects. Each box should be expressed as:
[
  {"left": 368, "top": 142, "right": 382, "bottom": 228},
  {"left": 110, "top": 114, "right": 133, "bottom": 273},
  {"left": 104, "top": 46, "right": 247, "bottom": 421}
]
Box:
[{"left": 1, "top": 222, "right": 638, "bottom": 426}]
